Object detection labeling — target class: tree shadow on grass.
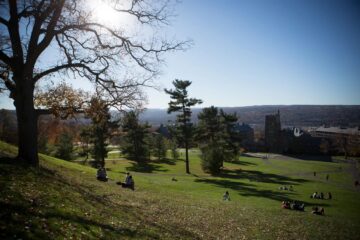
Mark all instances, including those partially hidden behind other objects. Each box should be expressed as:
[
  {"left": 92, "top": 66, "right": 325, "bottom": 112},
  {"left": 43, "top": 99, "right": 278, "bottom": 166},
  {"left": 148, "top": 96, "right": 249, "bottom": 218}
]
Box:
[
  {"left": 125, "top": 161, "right": 169, "bottom": 173},
  {"left": 0, "top": 200, "right": 151, "bottom": 239},
  {"left": 0, "top": 156, "right": 16, "bottom": 164},
  {"left": 152, "top": 157, "right": 177, "bottom": 165},
  {"left": 0, "top": 156, "right": 31, "bottom": 167},
  {"left": 194, "top": 178, "right": 329, "bottom": 207},
  {"left": 0, "top": 164, "right": 136, "bottom": 238},
  {"left": 0, "top": 163, "right": 199, "bottom": 240},
  {"left": 283, "top": 154, "right": 332, "bottom": 162},
  {"left": 219, "top": 168, "right": 309, "bottom": 185},
  {"left": 225, "top": 159, "right": 258, "bottom": 166},
  {"left": 241, "top": 153, "right": 263, "bottom": 159}
]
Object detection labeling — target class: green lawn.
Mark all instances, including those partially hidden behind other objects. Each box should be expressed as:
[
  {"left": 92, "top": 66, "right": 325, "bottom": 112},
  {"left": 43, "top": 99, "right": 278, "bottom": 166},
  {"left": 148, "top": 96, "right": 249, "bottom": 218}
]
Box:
[{"left": 1, "top": 141, "right": 360, "bottom": 239}]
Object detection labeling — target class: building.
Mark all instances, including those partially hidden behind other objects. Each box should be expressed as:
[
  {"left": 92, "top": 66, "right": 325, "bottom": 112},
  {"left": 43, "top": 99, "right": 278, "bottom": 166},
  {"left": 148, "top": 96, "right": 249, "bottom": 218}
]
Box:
[
  {"left": 309, "top": 126, "right": 360, "bottom": 156},
  {"left": 310, "top": 126, "right": 360, "bottom": 140},
  {"left": 265, "top": 110, "right": 282, "bottom": 152},
  {"left": 281, "top": 128, "right": 322, "bottom": 155}
]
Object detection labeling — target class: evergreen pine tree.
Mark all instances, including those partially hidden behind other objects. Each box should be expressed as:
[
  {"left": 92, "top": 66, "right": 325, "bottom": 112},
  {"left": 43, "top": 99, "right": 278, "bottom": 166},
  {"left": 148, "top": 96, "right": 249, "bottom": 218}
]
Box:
[
  {"left": 196, "top": 107, "right": 241, "bottom": 174},
  {"left": 121, "top": 111, "right": 150, "bottom": 162},
  {"left": 151, "top": 133, "right": 167, "bottom": 160},
  {"left": 165, "top": 80, "right": 202, "bottom": 173},
  {"left": 86, "top": 98, "right": 118, "bottom": 167},
  {"left": 55, "top": 131, "right": 73, "bottom": 160},
  {"left": 220, "top": 110, "right": 241, "bottom": 161}
]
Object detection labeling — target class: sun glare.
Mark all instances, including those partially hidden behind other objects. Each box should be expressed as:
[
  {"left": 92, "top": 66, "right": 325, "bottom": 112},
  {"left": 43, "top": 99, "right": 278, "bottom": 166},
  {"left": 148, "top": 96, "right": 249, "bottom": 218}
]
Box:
[{"left": 90, "top": 0, "right": 129, "bottom": 27}]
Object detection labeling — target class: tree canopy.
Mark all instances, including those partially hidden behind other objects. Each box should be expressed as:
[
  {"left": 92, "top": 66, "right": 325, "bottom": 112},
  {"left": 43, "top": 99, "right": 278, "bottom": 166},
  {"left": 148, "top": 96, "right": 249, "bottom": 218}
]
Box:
[{"left": 0, "top": 0, "right": 187, "bottom": 165}]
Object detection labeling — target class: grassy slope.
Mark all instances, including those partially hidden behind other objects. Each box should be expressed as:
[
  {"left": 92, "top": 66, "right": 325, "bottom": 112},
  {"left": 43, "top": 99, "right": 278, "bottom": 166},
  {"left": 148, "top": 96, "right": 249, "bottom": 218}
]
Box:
[{"left": 1, "top": 141, "right": 360, "bottom": 239}]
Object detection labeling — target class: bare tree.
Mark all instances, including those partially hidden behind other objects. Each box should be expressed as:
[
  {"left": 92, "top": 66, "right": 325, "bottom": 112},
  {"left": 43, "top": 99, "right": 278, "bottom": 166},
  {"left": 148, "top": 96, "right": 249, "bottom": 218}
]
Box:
[{"left": 0, "top": 0, "right": 188, "bottom": 166}]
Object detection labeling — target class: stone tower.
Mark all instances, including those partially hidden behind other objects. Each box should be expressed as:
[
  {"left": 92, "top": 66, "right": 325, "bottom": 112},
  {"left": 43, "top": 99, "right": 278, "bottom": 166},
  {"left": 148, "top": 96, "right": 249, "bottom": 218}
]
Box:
[{"left": 265, "top": 110, "right": 282, "bottom": 152}]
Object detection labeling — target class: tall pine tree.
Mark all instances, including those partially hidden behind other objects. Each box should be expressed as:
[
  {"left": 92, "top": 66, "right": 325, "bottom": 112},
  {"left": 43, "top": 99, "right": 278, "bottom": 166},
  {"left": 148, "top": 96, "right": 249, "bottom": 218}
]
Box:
[{"left": 165, "top": 80, "right": 202, "bottom": 174}]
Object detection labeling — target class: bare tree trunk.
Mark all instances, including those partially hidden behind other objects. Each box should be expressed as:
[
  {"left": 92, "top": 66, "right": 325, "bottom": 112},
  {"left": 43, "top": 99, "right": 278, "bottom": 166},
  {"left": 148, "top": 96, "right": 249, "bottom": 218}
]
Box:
[{"left": 14, "top": 77, "right": 39, "bottom": 166}]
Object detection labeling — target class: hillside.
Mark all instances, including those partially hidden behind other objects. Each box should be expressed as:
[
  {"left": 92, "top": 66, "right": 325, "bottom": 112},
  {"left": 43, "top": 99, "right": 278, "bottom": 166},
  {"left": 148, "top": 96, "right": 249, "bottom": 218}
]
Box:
[{"left": 1, "top": 141, "right": 360, "bottom": 239}]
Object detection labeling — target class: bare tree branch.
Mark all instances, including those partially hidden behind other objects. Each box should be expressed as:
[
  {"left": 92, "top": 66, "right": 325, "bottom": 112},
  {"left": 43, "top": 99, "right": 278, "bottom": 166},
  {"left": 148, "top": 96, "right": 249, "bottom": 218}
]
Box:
[
  {"left": 0, "top": 16, "right": 8, "bottom": 26},
  {"left": 0, "top": 50, "right": 12, "bottom": 66},
  {"left": 7, "top": 0, "right": 24, "bottom": 67}
]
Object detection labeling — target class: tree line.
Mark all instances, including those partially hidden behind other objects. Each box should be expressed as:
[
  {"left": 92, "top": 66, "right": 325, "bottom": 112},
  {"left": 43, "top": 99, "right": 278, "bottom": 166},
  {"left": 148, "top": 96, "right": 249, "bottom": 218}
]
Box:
[{"left": 19, "top": 79, "right": 240, "bottom": 175}]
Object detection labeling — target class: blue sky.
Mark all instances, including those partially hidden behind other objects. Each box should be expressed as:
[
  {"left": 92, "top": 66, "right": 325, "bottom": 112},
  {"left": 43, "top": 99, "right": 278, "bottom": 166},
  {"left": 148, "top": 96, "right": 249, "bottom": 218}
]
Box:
[
  {"left": 1, "top": 0, "right": 360, "bottom": 109},
  {"left": 147, "top": 0, "right": 360, "bottom": 108}
]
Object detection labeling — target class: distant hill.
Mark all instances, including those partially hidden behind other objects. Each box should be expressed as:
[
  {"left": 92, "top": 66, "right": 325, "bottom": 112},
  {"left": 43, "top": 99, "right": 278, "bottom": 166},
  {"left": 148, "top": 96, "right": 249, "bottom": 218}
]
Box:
[
  {"left": 2, "top": 105, "right": 360, "bottom": 129},
  {"left": 140, "top": 105, "right": 360, "bottom": 128}
]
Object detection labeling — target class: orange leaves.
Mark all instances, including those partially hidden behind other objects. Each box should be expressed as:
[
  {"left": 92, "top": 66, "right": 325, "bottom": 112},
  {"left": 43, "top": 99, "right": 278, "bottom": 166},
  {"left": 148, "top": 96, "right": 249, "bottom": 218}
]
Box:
[{"left": 35, "top": 82, "right": 89, "bottom": 119}]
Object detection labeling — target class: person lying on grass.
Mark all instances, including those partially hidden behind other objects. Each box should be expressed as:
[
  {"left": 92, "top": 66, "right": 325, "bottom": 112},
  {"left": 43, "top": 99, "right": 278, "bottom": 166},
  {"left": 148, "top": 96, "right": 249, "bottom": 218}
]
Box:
[
  {"left": 96, "top": 167, "right": 108, "bottom": 182},
  {"left": 312, "top": 206, "right": 325, "bottom": 215},
  {"left": 290, "top": 201, "right": 305, "bottom": 211},
  {"left": 281, "top": 201, "right": 304, "bottom": 211},
  {"left": 281, "top": 201, "right": 291, "bottom": 209}
]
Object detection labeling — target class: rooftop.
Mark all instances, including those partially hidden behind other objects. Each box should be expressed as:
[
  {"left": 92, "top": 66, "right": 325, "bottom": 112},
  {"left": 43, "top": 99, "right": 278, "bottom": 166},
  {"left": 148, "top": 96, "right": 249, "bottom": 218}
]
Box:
[{"left": 314, "top": 126, "right": 360, "bottom": 135}]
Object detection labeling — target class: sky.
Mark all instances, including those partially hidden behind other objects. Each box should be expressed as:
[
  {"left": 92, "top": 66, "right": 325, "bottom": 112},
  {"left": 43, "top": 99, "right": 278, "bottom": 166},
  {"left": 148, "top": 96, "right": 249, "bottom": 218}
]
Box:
[
  {"left": 1, "top": 0, "right": 360, "bottom": 109},
  {"left": 147, "top": 0, "right": 360, "bottom": 108}
]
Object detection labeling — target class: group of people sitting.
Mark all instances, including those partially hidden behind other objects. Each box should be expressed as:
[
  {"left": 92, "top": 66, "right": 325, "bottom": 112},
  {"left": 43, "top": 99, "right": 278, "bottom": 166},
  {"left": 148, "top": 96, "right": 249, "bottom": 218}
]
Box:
[
  {"left": 96, "top": 167, "right": 135, "bottom": 190},
  {"left": 311, "top": 206, "right": 325, "bottom": 215},
  {"left": 281, "top": 200, "right": 327, "bottom": 215},
  {"left": 281, "top": 200, "right": 305, "bottom": 211},
  {"left": 310, "top": 191, "right": 332, "bottom": 200},
  {"left": 278, "top": 185, "right": 293, "bottom": 191}
]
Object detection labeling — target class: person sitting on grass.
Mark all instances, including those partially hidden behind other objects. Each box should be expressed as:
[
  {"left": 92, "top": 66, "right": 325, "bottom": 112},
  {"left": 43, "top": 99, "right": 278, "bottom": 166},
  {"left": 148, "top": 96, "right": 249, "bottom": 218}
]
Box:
[
  {"left": 311, "top": 192, "right": 318, "bottom": 199},
  {"left": 293, "top": 202, "right": 305, "bottom": 211},
  {"left": 96, "top": 167, "right": 108, "bottom": 182},
  {"left": 327, "top": 192, "right": 332, "bottom": 200},
  {"left": 223, "top": 191, "right": 230, "bottom": 201},
  {"left": 281, "top": 201, "right": 290, "bottom": 209},
  {"left": 121, "top": 173, "right": 135, "bottom": 190},
  {"left": 312, "top": 206, "right": 325, "bottom": 215}
]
